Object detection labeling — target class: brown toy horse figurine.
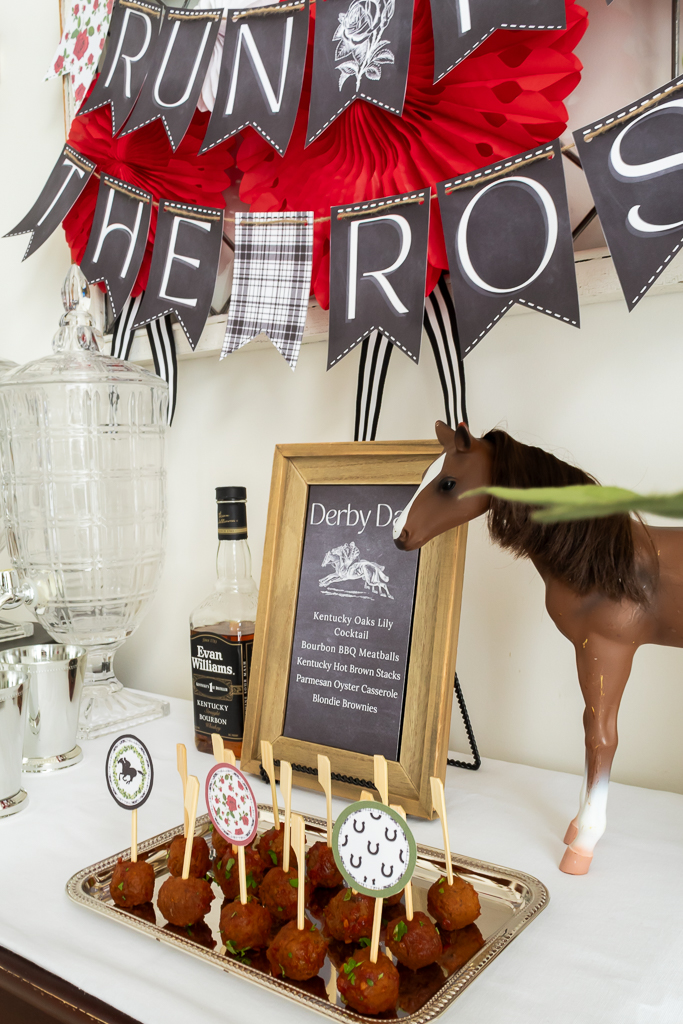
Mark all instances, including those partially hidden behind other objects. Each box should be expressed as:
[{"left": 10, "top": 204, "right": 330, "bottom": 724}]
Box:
[{"left": 394, "top": 421, "right": 683, "bottom": 875}]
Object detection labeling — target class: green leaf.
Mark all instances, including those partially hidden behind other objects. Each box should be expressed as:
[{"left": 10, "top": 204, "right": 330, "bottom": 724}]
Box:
[
  {"left": 289, "top": 878, "right": 298, "bottom": 888},
  {"left": 343, "top": 958, "right": 361, "bottom": 974},
  {"left": 88, "top": 25, "right": 94, "bottom": 35},
  {"left": 463, "top": 485, "right": 683, "bottom": 523},
  {"left": 343, "top": 888, "right": 352, "bottom": 901},
  {"left": 226, "top": 939, "right": 237, "bottom": 954},
  {"left": 288, "top": 951, "right": 293, "bottom": 958},
  {"left": 378, "top": 972, "right": 384, "bottom": 980},
  {"left": 117, "top": 882, "right": 124, "bottom": 891},
  {"left": 367, "top": 979, "right": 374, "bottom": 986},
  {"left": 277, "top": 906, "right": 283, "bottom": 913},
  {"left": 358, "top": 936, "right": 371, "bottom": 947},
  {"left": 269, "top": 849, "right": 278, "bottom": 865},
  {"left": 225, "top": 857, "right": 235, "bottom": 877},
  {"left": 392, "top": 920, "right": 408, "bottom": 942},
  {"left": 438, "top": 888, "right": 444, "bottom": 894},
  {"left": 246, "top": 872, "right": 257, "bottom": 889}
]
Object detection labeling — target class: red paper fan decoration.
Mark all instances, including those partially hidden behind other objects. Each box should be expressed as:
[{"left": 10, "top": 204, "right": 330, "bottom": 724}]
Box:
[
  {"left": 238, "top": 0, "right": 588, "bottom": 309},
  {"left": 62, "top": 89, "right": 237, "bottom": 296}
]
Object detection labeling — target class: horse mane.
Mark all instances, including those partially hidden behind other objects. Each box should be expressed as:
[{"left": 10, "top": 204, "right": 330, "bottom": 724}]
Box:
[{"left": 483, "top": 430, "right": 650, "bottom": 604}]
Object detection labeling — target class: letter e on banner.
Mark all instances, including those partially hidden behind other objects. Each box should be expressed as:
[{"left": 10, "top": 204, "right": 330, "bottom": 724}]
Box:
[
  {"left": 575, "top": 77, "right": 683, "bottom": 309},
  {"left": 328, "top": 189, "right": 430, "bottom": 368},
  {"left": 131, "top": 200, "right": 224, "bottom": 349},
  {"left": 438, "top": 139, "right": 579, "bottom": 356}
]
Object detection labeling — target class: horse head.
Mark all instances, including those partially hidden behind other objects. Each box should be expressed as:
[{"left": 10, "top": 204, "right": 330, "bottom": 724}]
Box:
[{"left": 393, "top": 421, "right": 493, "bottom": 550}]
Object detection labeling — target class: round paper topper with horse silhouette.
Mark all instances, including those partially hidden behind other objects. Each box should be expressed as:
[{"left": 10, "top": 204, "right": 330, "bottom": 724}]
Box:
[
  {"left": 205, "top": 763, "right": 258, "bottom": 847},
  {"left": 332, "top": 801, "right": 417, "bottom": 898},
  {"left": 105, "top": 734, "right": 154, "bottom": 810}
]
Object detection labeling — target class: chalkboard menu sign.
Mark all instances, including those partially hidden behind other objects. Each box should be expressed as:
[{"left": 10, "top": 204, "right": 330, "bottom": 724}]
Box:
[{"left": 283, "top": 484, "right": 419, "bottom": 760}]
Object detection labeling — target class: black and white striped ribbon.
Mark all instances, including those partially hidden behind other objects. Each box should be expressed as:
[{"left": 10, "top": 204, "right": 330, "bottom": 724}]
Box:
[
  {"left": 111, "top": 294, "right": 177, "bottom": 425},
  {"left": 354, "top": 274, "right": 468, "bottom": 441}
]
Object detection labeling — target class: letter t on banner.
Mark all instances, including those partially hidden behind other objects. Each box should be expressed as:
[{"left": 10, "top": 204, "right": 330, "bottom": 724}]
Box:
[
  {"left": 328, "top": 189, "right": 430, "bottom": 368},
  {"left": 437, "top": 139, "right": 579, "bottom": 356},
  {"left": 131, "top": 200, "right": 224, "bottom": 349}
]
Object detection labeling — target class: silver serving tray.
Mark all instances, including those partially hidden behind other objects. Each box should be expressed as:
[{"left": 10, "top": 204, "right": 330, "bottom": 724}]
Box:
[{"left": 66, "top": 806, "right": 549, "bottom": 1023}]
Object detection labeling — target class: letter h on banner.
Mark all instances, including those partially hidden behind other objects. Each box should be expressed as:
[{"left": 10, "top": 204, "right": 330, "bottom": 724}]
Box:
[
  {"left": 328, "top": 189, "right": 430, "bottom": 368},
  {"left": 437, "top": 138, "right": 579, "bottom": 356}
]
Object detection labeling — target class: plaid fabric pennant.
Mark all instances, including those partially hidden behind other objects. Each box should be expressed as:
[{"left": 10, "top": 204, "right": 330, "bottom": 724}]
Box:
[{"left": 222, "top": 211, "right": 314, "bottom": 370}]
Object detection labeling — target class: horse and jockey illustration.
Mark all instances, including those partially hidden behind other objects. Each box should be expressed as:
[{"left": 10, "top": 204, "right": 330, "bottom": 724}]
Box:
[{"left": 319, "top": 542, "right": 393, "bottom": 599}]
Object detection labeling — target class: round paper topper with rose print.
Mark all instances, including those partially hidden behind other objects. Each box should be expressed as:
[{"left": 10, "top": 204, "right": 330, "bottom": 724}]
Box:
[
  {"left": 105, "top": 734, "right": 154, "bottom": 811},
  {"left": 205, "top": 763, "right": 258, "bottom": 846},
  {"left": 332, "top": 801, "right": 417, "bottom": 899}
]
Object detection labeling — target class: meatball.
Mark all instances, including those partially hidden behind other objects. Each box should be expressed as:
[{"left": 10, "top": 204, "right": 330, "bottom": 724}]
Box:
[
  {"left": 337, "top": 948, "right": 399, "bottom": 1015},
  {"left": 306, "top": 841, "right": 343, "bottom": 888},
  {"left": 110, "top": 858, "right": 155, "bottom": 907},
  {"left": 308, "top": 883, "right": 344, "bottom": 919},
  {"left": 167, "top": 835, "right": 211, "bottom": 879},
  {"left": 257, "top": 824, "right": 297, "bottom": 870},
  {"left": 397, "top": 962, "right": 446, "bottom": 1013},
  {"left": 385, "top": 912, "right": 442, "bottom": 970},
  {"left": 214, "top": 845, "right": 267, "bottom": 900},
  {"left": 163, "top": 919, "right": 217, "bottom": 950},
  {"left": 324, "top": 888, "right": 374, "bottom": 944},
  {"left": 259, "top": 866, "right": 307, "bottom": 922},
  {"left": 438, "top": 923, "right": 485, "bottom": 976},
  {"left": 157, "top": 875, "right": 214, "bottom": 927},
  {"left": 267, "top": 918, "right": 327, "bottom": 981},
  {"left": 212, "top": 828, "right": 229, "bottom": 862},
  {"left": 427, "top": 875, "right": 480, "bottom": 931},
  {"left": 220, "top": 898, "right": 273, "bottom": 951}
]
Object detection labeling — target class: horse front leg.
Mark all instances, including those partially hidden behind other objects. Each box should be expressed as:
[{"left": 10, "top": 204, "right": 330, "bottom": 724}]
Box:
[{"left": 560, "top": 639, "right": 633, "bottom": 875}]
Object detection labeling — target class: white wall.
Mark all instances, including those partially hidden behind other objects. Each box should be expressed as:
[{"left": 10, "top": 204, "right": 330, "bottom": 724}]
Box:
[{"left": 3, "top": 1, "right": 683, "bottom": 796}]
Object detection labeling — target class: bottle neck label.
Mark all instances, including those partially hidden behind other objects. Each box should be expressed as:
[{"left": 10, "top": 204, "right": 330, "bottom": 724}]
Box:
[{"left": 217, "top": 501, "right": 247, "bottom": 541}]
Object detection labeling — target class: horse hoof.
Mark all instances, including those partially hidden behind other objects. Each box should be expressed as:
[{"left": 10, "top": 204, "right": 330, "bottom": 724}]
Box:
[
  {"left": 559, "top": 848, "right": 593, "bottom": 875},
  {"left": 563, "top": 820, "right": 578, "bottom": 845}
]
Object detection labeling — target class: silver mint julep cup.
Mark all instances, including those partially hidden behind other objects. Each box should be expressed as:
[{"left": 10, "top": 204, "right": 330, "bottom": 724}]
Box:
[
  {"left": 0, "top": 660, "right": 30, "bottom": 815},
  {"left": 0, "top": 645, "right": 86, "bottom": 773}
]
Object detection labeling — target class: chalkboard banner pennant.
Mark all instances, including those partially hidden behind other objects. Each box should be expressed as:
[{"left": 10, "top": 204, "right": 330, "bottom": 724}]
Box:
[
  {"left": 574, "top": 76, "right": 683, "bottom": 311},
  {"left": 4, "top": 145, "right": 96, "bottom": 260},
  {"left": 306, "top": 0, "right": 414, "bottom": 146},
  {"left": 121, "top": 8, "right": 222, "bottom": 151},
  {"left": 222, "top": 211, "right": 314, "bottom": 368},
  {"left": 131, "top": 199, "right": 224, "bottom": 349},
  {"left": 105, "top": 734, "right": 154, "bottom": 810},
  {"left": 438, "top": 138, "right": 579, "bottom": 356},
  {"left": 200, "top": 1, "right": 309, "bottom": 157},
  {"left": 80, "top": 175, "right": 153, "bottom": 320},
  {"left": 429, "top": 0, "right": 566, "bottom": 84},
  {"left": 328, "top": 189, "right": 430, "bottom": 368},
  {"left": 79, "top": 0, "right": 162, "bottom": 134},
  {"left": 332, "top": 801, "right": 417, "bottom": 898},
  {"left": 206, "top": 762, "right": 259, "bottom": 846}
]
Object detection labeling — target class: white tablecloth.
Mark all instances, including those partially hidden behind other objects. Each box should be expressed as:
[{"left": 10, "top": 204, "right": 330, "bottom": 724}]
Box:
[{"left": 2, "top": 694, "right": 682, "bottom": 1023}]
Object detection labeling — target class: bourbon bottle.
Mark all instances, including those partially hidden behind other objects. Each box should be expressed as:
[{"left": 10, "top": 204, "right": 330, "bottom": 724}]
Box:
[{"left": 190, "top": 487, "right": 258, "bottom": 757}]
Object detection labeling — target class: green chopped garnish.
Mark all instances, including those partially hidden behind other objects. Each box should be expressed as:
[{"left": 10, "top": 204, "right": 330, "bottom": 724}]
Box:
[
  {"left": 392, "top": 920, "right": 408, "bottom": 942},
  {"left": 226, "top": 939, "right": 238, "bottom": 954},
  {"left": 367, "top": 979, "right": 374, "bottom": 987},
  {"left": 186, "top": 927, "right": 194, "bottom": 937},
  {"left": 231, "top": 911, "right": 238, "bottom": 918},
  {"left": 349, "top": 973, "right": 356, "bottom": 986},
  {"left": 277, "top": 906, "right": 283, "bottom": 913},
  {"left": 343, "top": 958, "right": 360, "bottom": 975},
  {"left": 269, "top": 849, "right": 278, "bottom": 865},
  {"left": 378, "top": 973, "right": 384, "bottom": 980},
  {"left": 438, "top": 876, "right": 446, "bottom": 884},
  {"left": 343, "top": 889, "right": 352, "bottom": 902},
  {"left": 438, "top": 888, "right": 445, "bottom": 894},
  {"left": 419, "top": 919, "right": 425, "bottom": 927},
  {"left": 246, "top": 872, "right": 257, "bottom": 889},
  {"left": 204, "top": 873, "right": 212, "bottom": 883},
  {"left": 434, "top": 925, "right": 440, "bottom": 934},
  {"left": 280, "top": 965, "right": 286, "bottom": 977},
  {"left": 225, "top": 857, "right": 235, "bottom": 878},
  {"left": 288, "top": 951, "right": 293, "bottom": 958},
  {"left": 117, "top": 882, "right": 124, "bottom": 891},
  {"left": 311, "top": 924, "right": 316, "bottom": 932},
  {"left": 289, "top": 878, "right": 298, "bottom": 888},
  {"left": 358, "top": 937, "right": 370, "bottom": 947}
]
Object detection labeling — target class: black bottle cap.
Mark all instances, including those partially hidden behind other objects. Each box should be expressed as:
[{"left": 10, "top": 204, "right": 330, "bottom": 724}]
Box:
[{"left": 216, "top": 486, "right": 246, "bottom": 502}]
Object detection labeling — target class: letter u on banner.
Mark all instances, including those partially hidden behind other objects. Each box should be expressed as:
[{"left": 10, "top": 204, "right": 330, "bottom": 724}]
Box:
[
  {"left": 327, "top": 189, "right": 430, "bottom": 368},
  {"left": 437, "top": 139, "right": 579, "bottom": 356},
  {"left": 131, "top": 200, "right": 224, "bottom": 349},
  {"left": 574, "top": 75, "right": 683, "bottom": 310},
  {"left": 79, "top": 0, "right": 162, "bottom": 132}
]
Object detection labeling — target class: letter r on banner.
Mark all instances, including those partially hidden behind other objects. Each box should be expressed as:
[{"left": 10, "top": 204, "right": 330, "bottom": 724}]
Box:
[
  {"left": 104, "top": 8, "right": 153, "bottom": 99},
  {"left": 347, "top": 216, "right": 411, "bottom": 320}
]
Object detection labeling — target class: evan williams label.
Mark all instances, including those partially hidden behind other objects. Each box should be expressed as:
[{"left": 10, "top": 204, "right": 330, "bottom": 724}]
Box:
[{"left": 191, "top": 632, "right": 252, "bottom": 741}]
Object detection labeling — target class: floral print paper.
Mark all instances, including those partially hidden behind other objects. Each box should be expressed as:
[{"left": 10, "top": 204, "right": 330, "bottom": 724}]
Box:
[{"left": 46, "top": 0, "right": 114, "bottom": 106}]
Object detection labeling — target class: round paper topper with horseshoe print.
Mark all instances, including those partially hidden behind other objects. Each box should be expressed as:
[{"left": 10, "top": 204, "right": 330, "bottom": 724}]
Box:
[
  {"left": 205, "top": 763, "right": 259, "bottom": 847},
  {"left": 105, "top": 734, "right": 154, "bottom": 810},
  {"left": 332, "top": 801, "right": 417, "bottom": 898}
]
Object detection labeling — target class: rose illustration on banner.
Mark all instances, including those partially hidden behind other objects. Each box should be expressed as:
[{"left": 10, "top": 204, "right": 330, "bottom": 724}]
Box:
[
  {"left": 205, "top": 763, "right": 258, "bottom": 846},
  {"left": 334, "top": 0, "right": 396, "bottom": 91},
  {"left": 46, "top": 0, "right": 113, "bottom": 100}
]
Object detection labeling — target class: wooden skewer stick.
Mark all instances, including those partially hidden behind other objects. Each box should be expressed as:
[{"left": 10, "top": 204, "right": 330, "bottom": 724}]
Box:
[
  {"left": 211, "top": 732, "right": 224, "bottom": 763},
  {"left": 326, "top": 965, "right": 337, "bottom": 1005},
  {"left": 237, "top": 845, "right": 248, "bottom": 905},
  {"left": 182, "top": 776, "right": 200, "bottom": 880},
  {"left": 317, "top": 754, "right": 333, "bottom": 847},
  {"left": 223, "top": 746, "right": 236, "bottom": 767},
  {"left": 430, "top": 776, "right": 453, "bottom": 886},
  {"left": 373, "top": 754, "right": 389, "bottom": 805},
  {"left": 369, "top": 896, "right": 384, "bottom": 964},
  {"left": 391, "top": 804, "right": 413, "bottom": 921},
  {"left": 291, "top": 813, "right": 306, "bottom": 930},
  {"left": 280, "top": 760, "right": 293, "bottom": 873},
  {"left": 176, "top": 743, "right": 188, "bottom": 839},
  {"left": 131, "top": 808, "right": 138, "bottom": 863},
  {"left": 260, "top": 739, "right": 280, "bottom": 829},
  {"left": 360, "top": 789, "right": 374, "bottom": 802}
]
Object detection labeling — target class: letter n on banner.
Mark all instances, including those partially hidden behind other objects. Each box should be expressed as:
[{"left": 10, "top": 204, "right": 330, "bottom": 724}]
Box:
[
  {"left": 131, "top": 200, "right": 224, "bottom": 349},
  {"left": 80, "top": 175, "right": 153, "bottom": 320},
  {"left": 437, "top": 139, "right": 579, "bottom": 356},
  {"left": 328, "top": 189, "right": 430, "bottom": 368},
  {"left": 574, "top": 76, "right": 683, "bottom": 310},
  {"left": 200, "top": 0, "right": 309, "bottom": 156},
  {"left": 121, "top": 8, "right": 222, "bottom": 150},
  {"left": 78, "top": 0, "right": 162, "bottom": 132},
  {"left": 4, "top": 146, "right": 95, "bottom": 259}
]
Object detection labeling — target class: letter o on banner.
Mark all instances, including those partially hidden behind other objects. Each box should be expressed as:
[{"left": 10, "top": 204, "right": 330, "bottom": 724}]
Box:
[{"left": 456, "top": 176, "right": 559, "bottom": 295}]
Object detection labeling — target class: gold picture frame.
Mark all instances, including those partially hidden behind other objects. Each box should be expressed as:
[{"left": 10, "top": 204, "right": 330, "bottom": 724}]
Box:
[{"left": 241, "top": 441, "right": 467, "bottom": 819}]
